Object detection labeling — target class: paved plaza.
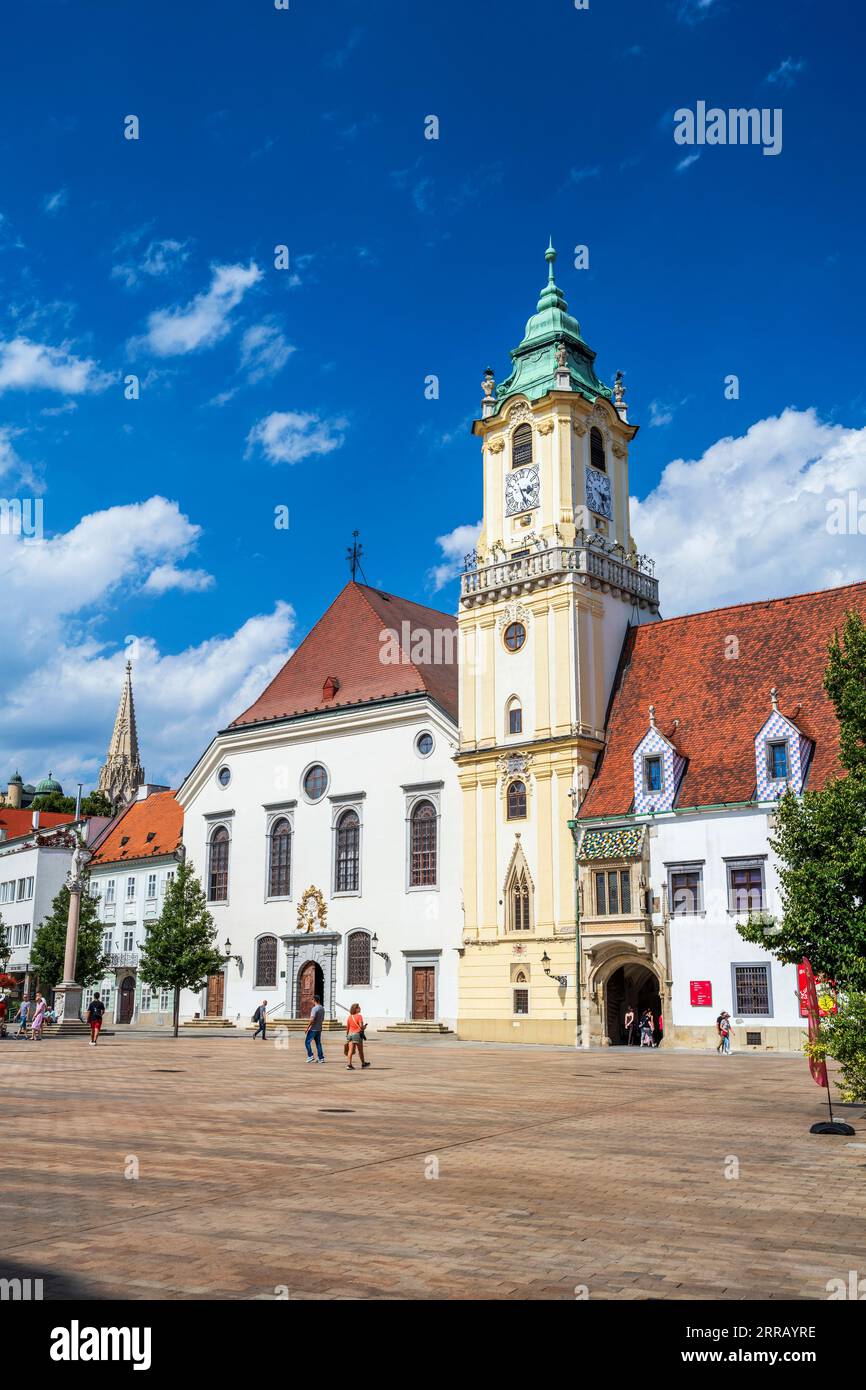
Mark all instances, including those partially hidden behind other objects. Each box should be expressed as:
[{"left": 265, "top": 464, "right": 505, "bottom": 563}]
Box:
[{"left": 3, "top": 1034, "right": 863, "bottom": 1301}]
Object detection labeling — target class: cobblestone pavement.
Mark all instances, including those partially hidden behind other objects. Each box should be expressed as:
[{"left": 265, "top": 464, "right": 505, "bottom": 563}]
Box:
[{"left": 3, "top": 1034, "right": 862, "bottom": 1301}]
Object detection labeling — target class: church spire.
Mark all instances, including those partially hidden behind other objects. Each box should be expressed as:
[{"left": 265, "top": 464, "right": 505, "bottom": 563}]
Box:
[{"left": 97, "top": 660, "right": 145, "bottom": 810}]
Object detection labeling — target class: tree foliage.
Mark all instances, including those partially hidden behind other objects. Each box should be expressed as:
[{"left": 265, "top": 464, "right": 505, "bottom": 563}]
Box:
[
  {"left": 0, "top": 913, "right": 9, "bottom": 969},
  {"left": 29, "top": 884, "right": 109, "bottom": 991},
  {"left": 138, "top": 859, "right": 225, "bottom": 1036},
  {"left": 737, "top": 610, "right": 866, "bottom": 991},
  {"left": 806, "top": 992, "right": 866, "bottom": 1103}
]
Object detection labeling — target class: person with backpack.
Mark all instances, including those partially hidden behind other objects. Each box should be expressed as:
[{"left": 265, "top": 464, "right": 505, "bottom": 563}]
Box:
[
  {"left": 252, "top": 1000, "right": 268, "bottom": 1040},
  {"left": 87, "top": 992, "right": 106, "bottom": 1046}
]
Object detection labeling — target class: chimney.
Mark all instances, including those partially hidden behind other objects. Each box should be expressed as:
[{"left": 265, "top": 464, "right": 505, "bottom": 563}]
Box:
[{"left": 32, "top": 810, "right": 41, "bottom": 829}]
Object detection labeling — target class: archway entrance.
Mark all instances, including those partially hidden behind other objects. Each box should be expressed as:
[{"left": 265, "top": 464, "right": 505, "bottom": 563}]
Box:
[
  {"left": 117, "top": 975, "right": 136, "bottom": 1024},
  {"left": 296, "top": 961, "right": 324, "bottom": 1019},
  {"left": 606, "top": 963, "right": 662, "bottom": 1046}
]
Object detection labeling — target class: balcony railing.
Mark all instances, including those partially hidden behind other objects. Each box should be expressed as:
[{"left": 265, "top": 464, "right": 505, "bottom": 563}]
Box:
[
  {"left": 460, "top": 535, "right": 659, "bottom": 608},
  {"left": 107, "top": 951, "right": 140, "bottom": 968}
]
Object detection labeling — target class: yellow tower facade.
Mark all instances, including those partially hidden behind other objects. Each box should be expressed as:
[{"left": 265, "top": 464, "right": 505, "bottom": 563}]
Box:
[{"left": 456, "top": 246, "right": 660, "bottom": 1043}]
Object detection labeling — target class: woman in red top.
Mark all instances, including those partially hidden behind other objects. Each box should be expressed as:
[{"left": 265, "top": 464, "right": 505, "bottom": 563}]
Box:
[{"left": 345, "top": 1003, "right": 370, "bottom": 1070}]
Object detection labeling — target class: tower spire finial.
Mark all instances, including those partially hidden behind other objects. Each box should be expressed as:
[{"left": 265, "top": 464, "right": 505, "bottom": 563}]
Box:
[{"left": 545, "top": 237, "right": 557, "bottom": 283}]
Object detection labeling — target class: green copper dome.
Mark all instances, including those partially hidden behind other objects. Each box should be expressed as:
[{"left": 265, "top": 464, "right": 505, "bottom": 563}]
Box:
[
  {"left": 34, "top": 771, "right": 63, "bottom": 795},
  {"left": 493, "top": 241, "right": 612, "bottom": 412}
]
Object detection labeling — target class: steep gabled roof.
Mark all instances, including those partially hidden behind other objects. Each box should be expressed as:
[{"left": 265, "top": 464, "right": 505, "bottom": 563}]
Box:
[
  {"left": 89, "top": 791, "right": 182, "bottom": 865},
  {"left": 578, "top": 581, "right": 866, "bottom": 818},
  {"left": 229, "top": 582, "right": 458, "bottom": 728}
]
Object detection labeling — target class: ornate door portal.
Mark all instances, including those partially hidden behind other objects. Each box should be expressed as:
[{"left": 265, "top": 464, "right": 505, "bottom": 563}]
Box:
[{"left": 296, "top": 961, "right": 323, "bottom": 1019}]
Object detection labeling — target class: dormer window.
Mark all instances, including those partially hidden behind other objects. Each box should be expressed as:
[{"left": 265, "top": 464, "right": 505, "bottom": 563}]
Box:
[
  {"left": 644, "top": 756, "right": 663, "bottom": 793},
  {"left": 322, "top": 675, "right": 340, "bottom": 702},
  {"left": 767, "top": 740, "right": 789, "bottom": 781},
  {"left": 590, "top": 427, "right": 606, "bottom": 472},
  {"left": 512, "top": 424, "right": 532, "bottom": 469}
]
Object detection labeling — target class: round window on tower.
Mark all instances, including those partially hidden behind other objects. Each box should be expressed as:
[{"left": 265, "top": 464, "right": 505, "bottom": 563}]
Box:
[
  {"left": 217, "top": 766, "right": 231, "bottom": 789},
  {"left": 503, "top": 621, "right": 527, "bottom": 652}
]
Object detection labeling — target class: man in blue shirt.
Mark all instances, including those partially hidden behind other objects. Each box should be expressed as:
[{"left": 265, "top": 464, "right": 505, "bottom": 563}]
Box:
[{"left": 305, "top": 995, "right": 325, "bottom": 1062}]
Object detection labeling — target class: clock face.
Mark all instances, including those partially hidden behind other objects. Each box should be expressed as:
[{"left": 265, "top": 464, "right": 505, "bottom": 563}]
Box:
[
  {"left": 505, "top": 464, "right": 540, "bottom": 517},
  {"left": 585, "top": 465, "right": 613, "bottom": 519}
]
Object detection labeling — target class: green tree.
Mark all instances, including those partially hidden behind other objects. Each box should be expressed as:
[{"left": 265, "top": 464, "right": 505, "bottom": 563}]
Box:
[
  {"left": 31, "top": 791, "right": 76, "bottom": 814},
  {"left": 138, "top": 859, "right": 225, "bottom": 1037},
  {"left": 737, "top": 610, "right": 866, "bottom": 991},
  {"left": 0, "top": 912, "right": 10, "bottom": 970},
  {"left": 29, "top": 884, "right": 109, "bottom": 992},
  {"left": 80, "top": 790, "right": 114, "bottom": 818}
]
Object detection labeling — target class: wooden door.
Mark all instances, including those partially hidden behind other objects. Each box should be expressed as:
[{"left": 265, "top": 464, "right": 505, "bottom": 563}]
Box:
[
  {"left": 206, "top": 972, "right": 224, "bottom": 1017},
  {"left": 118, "top": 975, "right": 136, "bottom": 1024},
  {"left": 297, "top": 962, "right": 316, "bottom": 1019},
  {"left": 412, "top": 966, "right": 435, "bottom": 1021}
]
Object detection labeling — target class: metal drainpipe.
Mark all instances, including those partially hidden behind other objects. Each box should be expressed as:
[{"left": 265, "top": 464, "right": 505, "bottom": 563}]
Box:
[
  {"left": 661, "top": 880, "right": 673, "bottom": 1046},
  {"left": 567, "top": 818, "right": 584, "bottom": 1049}
]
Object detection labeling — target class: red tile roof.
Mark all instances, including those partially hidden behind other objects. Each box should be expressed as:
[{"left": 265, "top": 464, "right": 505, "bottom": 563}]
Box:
[
  {"left": 578, "top": 581, "right": 866, "bottom": 818},
  {"left": 230, "top": 581, "right": 458, "bottom": 727},
  {"left": 89, "top": 791, "right": 183, "bottom": 865},
  {"left": 0, "top": 810, "right": 74, "bottom": 840}
]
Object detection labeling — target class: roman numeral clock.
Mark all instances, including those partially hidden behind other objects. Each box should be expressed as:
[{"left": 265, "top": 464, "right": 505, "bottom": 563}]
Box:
[{"left": 505, "top": 463, "right": 540, "bottom": 517}]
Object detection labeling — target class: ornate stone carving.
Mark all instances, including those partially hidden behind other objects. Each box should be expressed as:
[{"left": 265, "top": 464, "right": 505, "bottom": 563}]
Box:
[
  {"left": 538, "top": 420, "right": 554, "bottom": 435},
  {"left": 504, "top": 401, "right": 532, "bottom": 426},
  {"left": 612, "top": 442, "right": 627, "bottom": 459},
  {"left": 296, "top": 885, "right": 328, "bottom": 934},
  {"left": 496, "top": 601, "right": 530, "bottom": 631},
  {"left": 496, "top": 751, "right": 534, "bottom": 781},
  {"left": 572, "top": 420, "right": 587, "bottom": 437},
  {"left": 488, "top": 438, "right": 505, "bottom": 453}
]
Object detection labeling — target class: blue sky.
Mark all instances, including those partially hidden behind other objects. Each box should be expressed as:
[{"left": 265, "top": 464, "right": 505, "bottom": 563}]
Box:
[{"left": 1, "top": 0, "right": 864, "bottom": 790}]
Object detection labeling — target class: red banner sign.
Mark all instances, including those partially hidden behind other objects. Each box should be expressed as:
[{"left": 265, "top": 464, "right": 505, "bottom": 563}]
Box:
[
  {"left": 797, "top": 964, "right": 837, "bottom": 1018},
  {"left": 689, "top": 980, "right": 713, "bottom": 1007},
  {"left": 800, "top": 958, "right": 829, "bottom": 1090}
]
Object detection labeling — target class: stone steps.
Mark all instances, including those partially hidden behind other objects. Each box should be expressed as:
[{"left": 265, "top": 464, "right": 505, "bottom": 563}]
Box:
[
  {"left": 382, "top": 1022, "right": 454, "bottom": 1035},
  {"left": 181, "top": 1017, "right": 236, "bottom": 1029}
]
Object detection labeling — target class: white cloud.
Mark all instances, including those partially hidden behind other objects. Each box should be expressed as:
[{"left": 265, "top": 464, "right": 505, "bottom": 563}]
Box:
[
  {"left": 631, "top": 409, "right": 866, "bottom": 616},
  {"left": 246, "top": 410, "right": 347, "bottom": 465},
  {"left": 0, "top": 497, "right": 294, "bottom": 787},
  {"left": 765, "top": 57, "right": 805, "bottom": 88},
  {"left": 676, "top": 153, "right": 700, "bottom": 173},
  {"left": 676, "top": 0, "right": 720, "bottom": 23},
  {"left": 142, "top": 564, "right": 215, "bottom": 595},
  {"left": 130, "top": 261, "right": 262, "bottom": 356},
  {"left": 42, "top": 188, "right": 68, "bottom": 215},
  {"left": 428, "top": 520, "right": 482, "bottom": 591},
  {"left": 0, "top": 337, "right": 114, "bottom": 395},
  {"left": 239, "top": 322, "right": 295, "bottom": 384},
  {"left": 112, "top": 236, "right": 192, "bottom": 289}
]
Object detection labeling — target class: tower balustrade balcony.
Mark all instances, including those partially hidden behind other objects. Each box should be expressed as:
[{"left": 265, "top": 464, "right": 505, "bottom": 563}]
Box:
[{"left": 460, "top": 534, "right": 659, "bottom": 610}]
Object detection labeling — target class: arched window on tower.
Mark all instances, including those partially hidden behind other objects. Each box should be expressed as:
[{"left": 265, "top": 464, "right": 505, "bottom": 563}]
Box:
[
  {"left": 208, "top": 825, "right": 229, "bottom": 902},
  {"left": 268, "top": 817, "right": 292, "bottom": 898},
  {"left": 410, "top": 799, "right": 437, "bottom": 887},
  {"left": 334, "top": 809, "right": 360, "bottom": 893},
  {"left": 590, "top": 426, "right": 606, "bottom": 472},
  {"left": 346, "top": 930, "right": 371, "bottom": 986},
  {"left": 512, "top": 423, "right": 533, "bottom": 469},
  {"left": 507, "top": 697, "right": 523, "bottom": 736},
  {"left": 507, "top": 779, "right": 527, "bottom": 820},
  {"left": 255, "top": 935, "right": 278, "bottom": 988}
]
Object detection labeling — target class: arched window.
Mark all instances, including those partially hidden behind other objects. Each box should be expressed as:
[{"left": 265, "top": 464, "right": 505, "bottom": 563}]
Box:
[
  {"left": 208, "top": 825, "right": 229, "bottom": 901},
  {"left": 512, "top": 423, "right": 532, "bottom": 469},
  {"left": 255, "top": 935, "right": 278, "bottom": 988},
  {"left": 335, "top": 809, "right": 360, "bottom": 893},
  {"left": 511, "top": 870, "right": 531, "bottom": 931},
  {"left": 590, "top": 426, "right": 606, "bottom": 472},
  {"left": 268, "top": 817, "right": 292, "bottom": 898},
  {"left": 410, "top": 799, "right": 437, "bottom": 887},
  {"left": 507, "top": 697, "right": 523, "bottom": 736},
  {"left": 346, "top": 930, "right": 371, "bottom": 986},
  {"left": 507, "top": 780, "right": 527, "bottom": 820}
]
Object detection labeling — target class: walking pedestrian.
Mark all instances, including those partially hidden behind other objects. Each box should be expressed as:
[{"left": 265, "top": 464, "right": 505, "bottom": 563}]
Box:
[
  {"left": 87, "top": 992, "right": 106, "bottom": 1046},
  {"left": 30, "top": 992, "right": 46, "bottom": 1041},
  {"left": 305, "top": 994, "right": 325, "bottom": 1063},
  {"left": 0, "top": 994, "right": 8, "bottom": 1039},
  {"left": 345, "top": 1002, "right": 369, "bottom": 1070},
  {"left": 13, "top": 998, "right": 29, "bottom": 1037},
  {"left": 716, "top": 1011, "right": 732, "bottom": 1055},
  {"left": 639, "top": 1008, "right": 654, "bottom": 1047},
  {"left": 252, "top": 1000, "right": 268, "bottom": 1040},
  {"left": 623, "top": 1004, "right": 636, "bottom": 1046}
]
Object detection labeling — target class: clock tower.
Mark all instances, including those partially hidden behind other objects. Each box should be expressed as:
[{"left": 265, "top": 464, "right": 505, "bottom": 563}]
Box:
[{"left": 456, "top": 244, "right": 660, "bottom": 1044}]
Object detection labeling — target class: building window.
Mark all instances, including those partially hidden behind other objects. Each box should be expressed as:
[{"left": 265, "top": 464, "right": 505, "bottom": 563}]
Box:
[
  {"left": 146, "top": 873, "right": 157, "bottom": 900},
  {"left": 644, "top": 756, "right": 663, "bottom": 793},
  {"left": 346, "top": 930, "right": 371, "bottom": 986},
  {"left": 255, "top": 935, "right": 278, "bottom": 988},
  {"left": 334, "top": 809, "right": 360, "bottom": 893},
  {"left": 303, "top": 764, "right": 329, "bottom": 802},
  {"left": 507, "top": 698, "right": 523, "bottom": 735},
  {"left": 140, "top": 984, "right": 152, "bottom": 1012},
  {"left": 122, "top": 930, "right": 134, "bottom": 951},
  {"left": 595, "top": 870, "right": 632, "bottom": 916},
  {"left": 102, "top": 931, "right": 113, "bottom": 954},
  {"left": 105, "top": 879, "right": 116, "bottom": 904},
  {"left": 512, "top": 423, "right": 532, "bottom": 469},
  {"left": 159, "top": 987, "right": 172, "bottom": 1012},
  {"left": 217, "top": 765, "right": 231, "bottom": 788},
  {"left": 161, "top": 870, "right": 174, "bottom": 896},
  {"left": 733, "top": 963, "right": 772, "bottom": 1016},
  {"left": 590, "top": 426, "right": 606, "bottom": 472},
  {"left": 126, "top": 876, "right": 136, "bottom": 900},
  {"left": 0, "top": 881, "right": 12, "bottom": 904},
  {"left": 669, "top": 867, "right": 703, "bottom": 915},
  {"left": 268, "top": 817, "right": 292, "bottom": 898},
  {"left": 409, "top": 799, "right": 438, "bottom": 887},
  {"left": 507, "top": 780, "right": 527, "bottom": 820},
  {"left": 767, "top": 740, "right": 789, "bottom": 780},
  {"left": 208, "top": 826, "right": 230, "bottom": 902},
  {"left": 510, "top": 870, "right": 531, "bottom": 931},
  {"left": 12, "top": 924, "right": 29, "bottom": 947},
  {"left": 513, "top": 988, "right": 530, "bottom": 1015},
  {"left": 16, "top": 877, "right": 33, "bottom": 901},
  {"left": 415, "top": 731, "right": 434, "bottom": 757},
  {"left": 728, "top": 862, "right": 765, "bottom": 914},
  {"left": 503, "top": 621, "right": 526, "bottom": 652}
]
